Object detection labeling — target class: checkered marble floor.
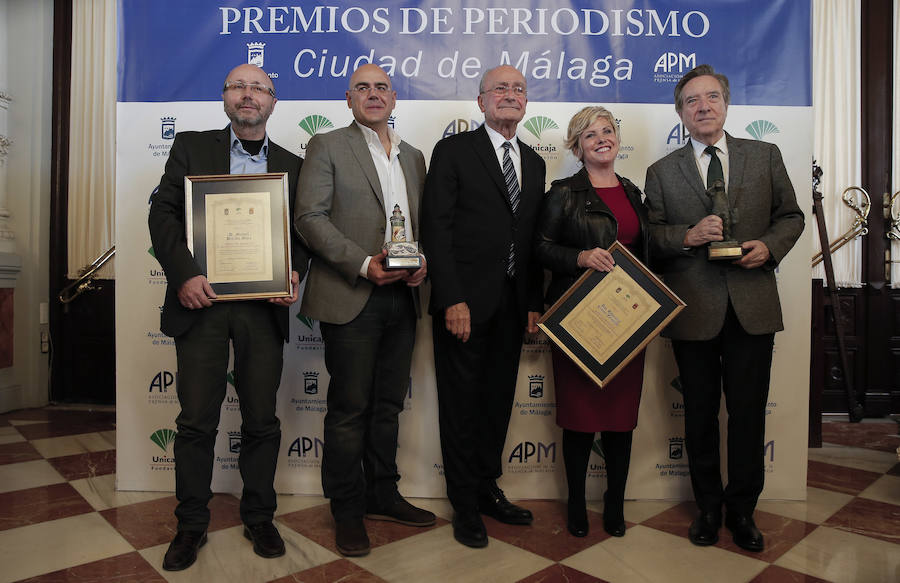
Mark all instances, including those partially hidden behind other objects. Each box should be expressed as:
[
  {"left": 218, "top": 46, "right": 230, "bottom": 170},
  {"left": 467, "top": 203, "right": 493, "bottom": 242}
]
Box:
[{"left": 0, "top": 407, "right": 898, "bottom": 583}]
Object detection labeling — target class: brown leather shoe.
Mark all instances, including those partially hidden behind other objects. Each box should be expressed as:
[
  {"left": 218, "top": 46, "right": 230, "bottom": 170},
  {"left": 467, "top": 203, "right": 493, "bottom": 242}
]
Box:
[
  {"left": 244, "top": 521, "right": 286, "bottom": 558},
  {"left": 162, "top": 530, "right": 207, "bottom": 571},
  {"left": 366, "top": 495, "right": 436, "bottom": 526},
  {"left": 335, "top": 518, "right": 370, "bottom": 557}
]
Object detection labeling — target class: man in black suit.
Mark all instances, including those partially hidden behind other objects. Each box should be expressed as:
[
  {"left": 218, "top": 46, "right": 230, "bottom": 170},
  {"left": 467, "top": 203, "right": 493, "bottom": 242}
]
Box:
[
  {"left": 421, "top": 65, "right": 546, "bottom": 548},
  {"left": 148, "top": 63, "right": 303, "bottom": 571},
  {"left": 644, "top": 64, "right": 804, "bottom": 552}
]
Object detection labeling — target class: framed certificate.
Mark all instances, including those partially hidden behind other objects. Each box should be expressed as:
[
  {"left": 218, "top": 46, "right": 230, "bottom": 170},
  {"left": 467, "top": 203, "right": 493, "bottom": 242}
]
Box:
[
  {"left": 185, "top": 173, "right": 292, "bottom": 301},
  {"left": 538, "top": 241, "right": 685, "bottom": 387}
]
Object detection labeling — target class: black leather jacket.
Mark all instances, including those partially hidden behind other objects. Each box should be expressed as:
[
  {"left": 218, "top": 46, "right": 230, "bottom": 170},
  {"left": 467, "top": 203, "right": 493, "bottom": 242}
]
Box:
[{"left": 535, "top": 167, "right": 650, "bottom": 306}]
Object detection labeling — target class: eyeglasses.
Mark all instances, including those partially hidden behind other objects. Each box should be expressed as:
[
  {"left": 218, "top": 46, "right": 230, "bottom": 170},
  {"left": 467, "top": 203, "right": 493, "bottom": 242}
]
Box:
[
  {"left": 481, "top": 84, "right": 527, "bottom": 97},
  {"left": 223, "top": 81, "right": 276, "bottom": 98},
  {"left": 350, "top": 84, "right": 392, "bottom": 95}
]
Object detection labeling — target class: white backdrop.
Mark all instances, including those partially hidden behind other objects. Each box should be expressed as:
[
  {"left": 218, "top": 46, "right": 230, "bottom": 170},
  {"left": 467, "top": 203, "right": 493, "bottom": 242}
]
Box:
[{"left": 116, "top": 97, "right": 812, "bottom": 501}]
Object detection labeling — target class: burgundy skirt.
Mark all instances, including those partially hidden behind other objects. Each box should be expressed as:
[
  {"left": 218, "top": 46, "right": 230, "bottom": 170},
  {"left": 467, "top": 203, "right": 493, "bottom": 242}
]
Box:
[{"left": 552, "top": 347, "right": 645, "bottom": 432}]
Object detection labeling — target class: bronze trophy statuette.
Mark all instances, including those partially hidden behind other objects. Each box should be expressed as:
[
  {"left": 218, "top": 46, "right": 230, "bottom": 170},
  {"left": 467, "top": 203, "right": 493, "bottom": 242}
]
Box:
[
  {"left": 384, "top": 204, "right": 422, "bottom": 269},
  {"left": 706, "top": 179, "right": 745, "bottom": 260}
]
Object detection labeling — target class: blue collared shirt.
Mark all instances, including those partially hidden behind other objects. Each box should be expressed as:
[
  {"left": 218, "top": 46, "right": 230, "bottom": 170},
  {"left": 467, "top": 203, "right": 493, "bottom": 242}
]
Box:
[{"left": 229, "top": 126, "right": 269, "bottom": 175}]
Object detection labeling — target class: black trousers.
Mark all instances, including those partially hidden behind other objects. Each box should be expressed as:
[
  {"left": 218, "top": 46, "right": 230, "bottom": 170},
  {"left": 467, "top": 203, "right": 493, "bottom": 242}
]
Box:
[
  {"left": 173, "top": 301, "right": 284, "bottom": 531},
  {"left": 672, "top": 302, "right": 774, "bottom": 517},
  {"left": 432, "top": 280, "right": 525, "bottom": 512},
  {"left": 320, "top": 283, "right": 416, "bottom": 521}
]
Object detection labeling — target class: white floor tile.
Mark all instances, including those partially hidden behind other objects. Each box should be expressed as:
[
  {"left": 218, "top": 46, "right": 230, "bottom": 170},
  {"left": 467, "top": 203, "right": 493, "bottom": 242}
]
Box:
[
  {"left": 775, "top": 525, "right": 900, "bottom": 583},
  {"left": 0, "top": 459, "right": 65, "bottom": 494},
  {"left": 563, "top": 524, "right": 767, "bottom": 583},
  {"left": 0, "top": 513, "right": 133, "bottom": 583}
]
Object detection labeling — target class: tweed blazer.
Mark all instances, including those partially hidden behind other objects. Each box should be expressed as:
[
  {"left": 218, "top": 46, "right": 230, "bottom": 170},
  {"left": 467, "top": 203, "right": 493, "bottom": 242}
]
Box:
[
  {"left": 643, "top": 133, "right": 804, "bottom": 340},
  {"left": 294, "top": 123, "right": 426, "bottom": 325}
]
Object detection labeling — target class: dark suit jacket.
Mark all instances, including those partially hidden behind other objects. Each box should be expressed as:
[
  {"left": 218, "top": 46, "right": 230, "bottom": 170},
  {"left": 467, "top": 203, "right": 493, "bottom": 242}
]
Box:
[
  {"left": 644, "top": 133, "right": 804, "bottom": 340},
  {"left": 148, "top": 127, "right": 303, "bottom": 340},
  {"left": 421, "top": 124, "right": 546, "bottom": 324},
  {"left": 294, "top": 123, "right": 426, "bottom": 325}
]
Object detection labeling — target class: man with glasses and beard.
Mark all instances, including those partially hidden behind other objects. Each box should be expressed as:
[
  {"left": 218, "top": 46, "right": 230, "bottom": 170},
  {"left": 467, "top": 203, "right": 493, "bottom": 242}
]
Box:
[{"left": 149, "top": 63, "right": 302, "bottom": 571}]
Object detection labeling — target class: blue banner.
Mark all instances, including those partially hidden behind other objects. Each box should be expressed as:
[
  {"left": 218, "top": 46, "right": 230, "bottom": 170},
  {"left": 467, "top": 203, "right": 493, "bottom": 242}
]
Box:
[{"left": 118, "top": 0, "right": 811, "bottom": 105}]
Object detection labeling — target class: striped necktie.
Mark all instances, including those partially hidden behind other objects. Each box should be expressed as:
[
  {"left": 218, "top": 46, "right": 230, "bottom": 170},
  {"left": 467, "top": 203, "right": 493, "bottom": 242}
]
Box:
[{"left": 502, "top": 141, "right": 520, "bottom": 277}]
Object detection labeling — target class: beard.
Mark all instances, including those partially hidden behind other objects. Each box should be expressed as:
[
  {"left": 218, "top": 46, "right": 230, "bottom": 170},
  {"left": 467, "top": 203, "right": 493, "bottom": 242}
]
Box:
[{"left": 225, "top": 99, "right": 270, "bottom": 129}]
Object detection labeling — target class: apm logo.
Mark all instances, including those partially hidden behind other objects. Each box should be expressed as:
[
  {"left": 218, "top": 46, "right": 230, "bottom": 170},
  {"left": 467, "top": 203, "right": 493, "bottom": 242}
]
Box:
[
  {"left": 653, "top": 52, "right": 696, "bottom": 74},
  {"left": 668, "top": 437, "right": 684, "bottom": 460},
  {"left": 528, "top": 374, "right": 544, "bottom": 399},
  {"left": 227, "top": 369, "right": 236, "bottom": 388},
  {"left": 508, "top": 441, "right": 556, "bottom": 463},
  {"left": 745, "top": 120, "right": 780, "bottom": 141},
  {"left": 150, "top": 428, "right": 177, "bottom": 453},
  {"left": 522, "top": 116, "right": 559, "bottom": 141},
  {"left": 442, "top": 118, "right": 482, "bottom": 138},
  {"left": 287, "top": 436, "right": 325, "bottom": 458},
  {"left": 161, "top": 117, "right": 176, "bottom": 140},
  {"left": 298, "top": 114, "right": 334, "bottom": 138},
  {"left": 665, "top": 123, "right": 690, "bottom": 147},
  {"left": 149, "top": 370, "right": 175, "bottom": 393},
  {"left": 228, "top": 431, "right": 242, "bottom": 454},
  {"left": 247, "top": 42, "right": 265, "bottom": 67},
  {"left": 303, "top": 370, "right": 319, "bottom": 395}
]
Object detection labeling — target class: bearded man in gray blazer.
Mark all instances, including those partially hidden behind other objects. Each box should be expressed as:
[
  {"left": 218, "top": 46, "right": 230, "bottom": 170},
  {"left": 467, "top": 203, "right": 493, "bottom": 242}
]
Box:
[
  {"left": 644, "top": 64, "right": 804, "bottom": 553},
  {"left": 294, "top": 64, "right": 434, "bottom": 558}
]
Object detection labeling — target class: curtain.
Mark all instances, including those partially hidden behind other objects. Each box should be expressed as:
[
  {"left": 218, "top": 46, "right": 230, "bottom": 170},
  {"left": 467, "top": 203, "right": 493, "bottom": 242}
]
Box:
[
  {"left": 812, "top": 0, "right": 863, "bottom": 287},
  {"left": 67, "top": 0, "right": 116, "bottom": 279},
  {"left": 891, "top": 0, "right": 900, "bottom": 287}
]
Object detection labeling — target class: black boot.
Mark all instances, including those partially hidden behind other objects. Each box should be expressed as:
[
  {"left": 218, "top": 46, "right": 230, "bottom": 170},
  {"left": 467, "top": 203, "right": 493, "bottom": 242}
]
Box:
[
  {"left": 563, "top": 429, "right": 594, "bottom": 537},
  {"left": 601, "top": 430, "right": 632, "bottom": 537}
]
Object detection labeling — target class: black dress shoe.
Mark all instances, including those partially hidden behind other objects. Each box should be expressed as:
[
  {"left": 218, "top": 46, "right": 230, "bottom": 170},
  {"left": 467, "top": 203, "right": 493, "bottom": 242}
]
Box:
[
  {"left": 688, "top": 511, "right": 721, "bottom": 546},
  {"left": 335, "top": 518, "right": 370, "bottom": 557},
  {"left": 162, "top": 530, "right": 207, "bottom": 571},
  {"left": 243, "top": 521, "right": 286, "bottom": 558},
  {"left": 478, "top": 483, "right": 533, "bottom": 525},
  {"left": 725, "top": 513, "right": 764, "bottom": 552},
  {"left": 452, "top": 511, "right": 488, "bottom": 548},
  {"left": 366, "top": 494, "right": 436, "bottom": 526}
]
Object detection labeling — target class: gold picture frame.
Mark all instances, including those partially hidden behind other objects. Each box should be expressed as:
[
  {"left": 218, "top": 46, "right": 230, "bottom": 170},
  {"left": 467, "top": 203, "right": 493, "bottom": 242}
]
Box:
[{"left": 538, "top": 242, "right": 685, "bottom": 387}]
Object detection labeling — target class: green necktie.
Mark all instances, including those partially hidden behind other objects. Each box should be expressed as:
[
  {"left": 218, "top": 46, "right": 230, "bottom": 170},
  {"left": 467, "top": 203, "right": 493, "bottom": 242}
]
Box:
[{"left": 705, "top": 145, "right": 724, "bottom": 189}]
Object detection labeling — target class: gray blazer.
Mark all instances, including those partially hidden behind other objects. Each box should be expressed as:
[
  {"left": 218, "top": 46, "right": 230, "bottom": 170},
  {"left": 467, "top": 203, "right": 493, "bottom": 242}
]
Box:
[
  {"left": 644, "top": 133, "right": 804, "bottom": 340},
  {"left": 294, "top": 122, "right": 426, "bottom": 324}
]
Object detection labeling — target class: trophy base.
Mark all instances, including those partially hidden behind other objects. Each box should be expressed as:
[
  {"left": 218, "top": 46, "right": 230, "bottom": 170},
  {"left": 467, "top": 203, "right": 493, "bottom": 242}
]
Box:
[
  {"left": 708, "top": 241, "right": 745, "bottom": 260},
  {"left": 384, "top": 240, "right": 421, "bottom": 270},
  {"left": 385, "top": 255, "right": 422, "bottom": 269}
]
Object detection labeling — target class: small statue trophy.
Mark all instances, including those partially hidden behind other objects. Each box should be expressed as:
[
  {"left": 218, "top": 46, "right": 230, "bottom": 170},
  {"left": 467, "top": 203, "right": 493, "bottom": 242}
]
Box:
[
  {"left": 384, "top": 204, "right": 422, "bottom": 269},
  {"left": 706, "top": 180, "right": 745, "bottom": 260}
]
